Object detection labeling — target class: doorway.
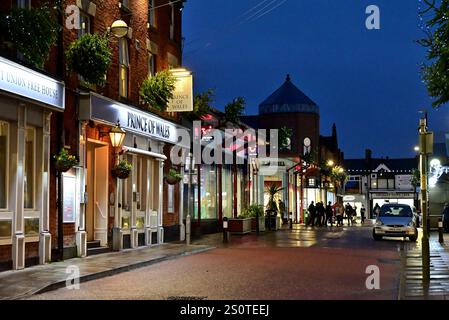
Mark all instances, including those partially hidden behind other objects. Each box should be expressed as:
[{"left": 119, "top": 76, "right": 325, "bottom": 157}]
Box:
[{"left": 86, "top": 140, "right": 109, "bottom": 246}]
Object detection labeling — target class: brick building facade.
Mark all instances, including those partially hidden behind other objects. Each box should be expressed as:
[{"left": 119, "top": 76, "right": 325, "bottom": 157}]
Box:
[{"left": 0, "top": 0, "right": 187, "bottom": 270}]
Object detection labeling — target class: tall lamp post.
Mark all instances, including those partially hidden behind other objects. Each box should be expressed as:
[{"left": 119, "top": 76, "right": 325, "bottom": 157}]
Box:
[{"left": 418, "top": 113, "right": 433, "bottom": 283}]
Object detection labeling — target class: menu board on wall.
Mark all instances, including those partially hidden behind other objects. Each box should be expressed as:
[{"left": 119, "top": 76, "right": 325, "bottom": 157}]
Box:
[
  {"left": 168, "top": 184, "right": 174, "bottom": 213},
  {"left": 63, "top": 174, "right": 77, "bottom": 223}
]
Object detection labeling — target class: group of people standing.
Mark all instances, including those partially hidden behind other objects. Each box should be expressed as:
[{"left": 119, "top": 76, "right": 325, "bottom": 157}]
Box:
[{"left": 306, "top": 201, "right": 366, "bottom": 227}]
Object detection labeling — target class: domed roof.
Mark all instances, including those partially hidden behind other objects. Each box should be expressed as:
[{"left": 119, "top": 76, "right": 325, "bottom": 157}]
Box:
[{"left": 259, "top": 75, "right": 319, "bottom": 115}]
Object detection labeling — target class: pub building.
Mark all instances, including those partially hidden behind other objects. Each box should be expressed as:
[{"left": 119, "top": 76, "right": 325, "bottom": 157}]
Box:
[
  {"left": 0, "top": 56, "right": 65, "bottom": 270},
  {"left": 74, "top": 92, "right": 189, "bottom": 256}
]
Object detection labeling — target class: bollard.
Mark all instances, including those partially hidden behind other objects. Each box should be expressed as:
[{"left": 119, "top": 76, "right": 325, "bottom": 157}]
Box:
[
  {"left": 439, "top": 218, "right": 444, "bottom": 244},
  {"left": 289, "top": 212, "right": 293, "bottom": 229},
  {"left": 186, "top": 214, "right": 191, "bottom": 246},
  {"left": 223, "top": 217, "right": 229, "bottom": 243}
]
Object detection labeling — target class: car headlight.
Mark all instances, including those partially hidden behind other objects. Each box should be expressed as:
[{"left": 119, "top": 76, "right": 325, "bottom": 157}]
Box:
[
  {"left": 375, "top": 220, "right": 384, "bottom": 226},
  {"left": 408, "top": 221, "right": 414, "bottom": 227}
]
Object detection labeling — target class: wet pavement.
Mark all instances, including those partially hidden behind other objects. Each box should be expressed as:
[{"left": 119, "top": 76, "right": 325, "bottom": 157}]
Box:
[
  {"left": 399, "top": 232, "right": 449, "bottom": 300},
  {"left": 0, "top": 243, "right": 213, "bottom": 300},
  {"left": 27, "top": 224, "right": 405, "bottom": 300}
]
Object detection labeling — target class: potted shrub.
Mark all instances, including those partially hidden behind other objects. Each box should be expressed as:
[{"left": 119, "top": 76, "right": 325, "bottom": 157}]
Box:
[
  {"left": 165, "top": 168, "right": 183, "bottom": 185},
  {"left": 265, "top": 184, "right": 283, "bottom": 231},
  {"left": 54, "top": 149, "right": 78, "bottom": 172},
  {"left": 111, "top": 159, "right": 132, "bottom": 179},
  {"left": 66, "top": 33, "right": 112, "bottom": 87},
  {"left": 228, "top": 213, "right": 252, "bottom": 235},
  {"left": 240, "top": 205, "right": 265, "bottom": 232},
  {"left": 139, "top": 70, "right": 176, "bottom": 112}
]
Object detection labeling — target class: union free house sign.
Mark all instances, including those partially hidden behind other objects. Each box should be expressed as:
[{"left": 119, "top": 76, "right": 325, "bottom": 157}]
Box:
[{"left": 0, "top": 56, "right": 65, "bottom": 110}]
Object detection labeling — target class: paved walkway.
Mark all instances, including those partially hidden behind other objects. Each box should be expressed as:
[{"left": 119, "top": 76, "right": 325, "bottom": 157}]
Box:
[
  {"left": 400, "top": 232, "right": 449, "bottom": 300},
  {"left": 0, "top": 243, "right": 213, "bottom": 300}
]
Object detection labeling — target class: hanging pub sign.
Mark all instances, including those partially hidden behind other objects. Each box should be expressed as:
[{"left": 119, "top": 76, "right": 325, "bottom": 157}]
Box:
[{"left": 166, "top": 68, "right": 193, "bottom": 112}]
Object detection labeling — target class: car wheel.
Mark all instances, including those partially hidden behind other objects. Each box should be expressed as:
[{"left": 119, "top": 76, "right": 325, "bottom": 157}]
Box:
[{"left": 409, "top": 235, "right": 418, "bottom": 242}]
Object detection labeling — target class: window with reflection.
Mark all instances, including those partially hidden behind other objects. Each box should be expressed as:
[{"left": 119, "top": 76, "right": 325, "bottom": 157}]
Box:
[
  {"left": 200, "top": 165, "right": 217, "bottom": 219},
  {"left": 24, "top": 127, "right": 35, "bottom": 209},
  {"left": 0, "top": 122, "right": 8, "bottom": 209},
  {"left": 222, "top": 165, "right": 233, "bottom": 218}
]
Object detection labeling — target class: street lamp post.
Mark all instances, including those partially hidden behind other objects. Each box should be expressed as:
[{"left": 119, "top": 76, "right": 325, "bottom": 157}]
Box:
[{"left": 418, "top": 115, "right": 433, "bottom": 283}]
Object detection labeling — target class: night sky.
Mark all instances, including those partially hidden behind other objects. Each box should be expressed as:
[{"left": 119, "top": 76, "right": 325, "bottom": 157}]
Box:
[{"left": 182, "top": 0, "right": 449, "bottom": 159}]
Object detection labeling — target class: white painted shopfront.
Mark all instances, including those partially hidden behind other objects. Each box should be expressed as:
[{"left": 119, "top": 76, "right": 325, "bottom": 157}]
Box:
[
  {"left": 0, "top": 56, "right": 65, "bottom": 269},
  {"left": 78, "top": 93, "right": 187, "bottom": 256}
]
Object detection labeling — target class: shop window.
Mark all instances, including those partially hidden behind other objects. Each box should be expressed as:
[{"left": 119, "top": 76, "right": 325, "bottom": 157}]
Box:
[
  {"left": 148, "top": 0, "right": 156, "bottom": 28},
  {"left": 119, "top": 38, "right": 129, "bottom": 98},
  {"left": 378, "top": 179, "right": 388, "bottom": 189},
  {"left": 200, "top": 165, "right": 217, "bottom": 220},
  {"left": 24, "top": 218, "right": 39, "bottom": 236},
  {"left": 222, "top": 165, "right": 233, "bottom": 218},
  {"left": 24, "top": 127, "right": 35, "bottom": 209},
  {"left": 0, "top": 122, "right": 8, "bottom": 209},
  {"left": 0, "top": 220, "right": 12, "bottom": 238}
]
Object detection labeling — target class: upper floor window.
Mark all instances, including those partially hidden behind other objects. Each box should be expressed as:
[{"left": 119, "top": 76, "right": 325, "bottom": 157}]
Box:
[
  {"left": 120, "top": 0, "right": 130, "bottom": 10},
  {"left": 148, "top": 53, "right": 156, "bottom": 77},
  {"left": 78, "top": 11, "right": 91, "bottom": 38},
  {"left": 17, "top": 0, "right": 31, "bottom": 8},
  {"left": 148, "top": 0, "right": 156, "bottom": 28},
  {"left": 169, "top": 2, "right": 175, "bottom": 40},
  {"left": 119, "top": 38, "right": 129, "bottom": 98}
]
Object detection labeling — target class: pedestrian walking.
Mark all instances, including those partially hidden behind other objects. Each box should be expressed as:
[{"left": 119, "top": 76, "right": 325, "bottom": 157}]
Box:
[
  {"left": 326, "top": 201, "right": 334, "bottom": 227},
  {"left": 345, "top": 203, "right": 353, "bottom": 226},
  {"left": 353, "top": 205, "right": 358, "bottom": 225},
  {"left": 373, "top": 203, "right": 381, "bottom": 219},
  {"left": 360, "top": 204, "right": 366, "bottom": 224},
  {"left": 334, "top": 202, "right": 343, "bottom": 227},
  {"left": 316, "top": 202, "right": 325, "bottom": 227},
  {"left": 307, "top": 202, "right": 316, "bottom": 227}
]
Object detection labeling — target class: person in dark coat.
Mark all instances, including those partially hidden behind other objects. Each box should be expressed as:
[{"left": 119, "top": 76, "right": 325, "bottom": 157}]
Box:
[
  {"left": 307, "top": 202, "right": 316, "bottom": 227},
  {"left": 316, "top": 202, "right": 325, "bottom": 227},
  {"left": 325, "top": 202, "right": 334, "bottom": 227},
  {"left": 345, "top": 203, "right": 353, "bottom": 226}
]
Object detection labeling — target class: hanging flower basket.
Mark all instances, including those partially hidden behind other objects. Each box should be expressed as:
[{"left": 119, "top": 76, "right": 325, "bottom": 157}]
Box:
[
  {"left": 164, "top": 168, "right": 182, "bottom": 185},
  {"left": 53, "top": 149, "right": 78, "bottom": 172},
  {"left": 111, "top": 160, "right": 132, "bottom": 180}
]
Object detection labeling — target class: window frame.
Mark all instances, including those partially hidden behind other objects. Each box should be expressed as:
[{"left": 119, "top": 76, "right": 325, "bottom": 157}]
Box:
[
  {"left": 119, "top": 38, "right": 130, "bottom": 98},
  {"left": 148, "top": 52, "right": 155, "bottom": 77},
  {"left": 0, "top": 121, "right": 9, "bottom": 211},
  {"left": 78, "top": 10, "right": 91, "bottom": 38},
  {"left": 24, "top": 126, "right": 36, "bottom": 211},
  {"left": 17, "top": 0, "right": 31, "bottom": 9}
]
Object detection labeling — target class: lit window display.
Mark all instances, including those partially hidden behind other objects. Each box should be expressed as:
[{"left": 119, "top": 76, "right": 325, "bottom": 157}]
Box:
[
  {"left": 222, "top": 165, "right": 233, "bottom": 218},
  {"left": 200, "top": 165, "right": 217, "bottom": 220},
  {"left": 24, "top": 127, "right": 35, "bottom": 209}
]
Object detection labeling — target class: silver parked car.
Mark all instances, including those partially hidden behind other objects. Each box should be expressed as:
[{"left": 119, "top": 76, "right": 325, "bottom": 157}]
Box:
[{"left": 373, "top": 204, "right": 418, "bottom": 242}]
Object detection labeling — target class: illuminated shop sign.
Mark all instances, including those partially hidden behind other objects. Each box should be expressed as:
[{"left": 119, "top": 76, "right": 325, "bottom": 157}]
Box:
[
  {"left": 0, "top": 56, "right": 65, "bottom": 110},
  {"left": 81, "top": 93, "right": 182, "bottom": 145},
  {"left": 167, "top": 68, "right": 193, "bottom": 112}
]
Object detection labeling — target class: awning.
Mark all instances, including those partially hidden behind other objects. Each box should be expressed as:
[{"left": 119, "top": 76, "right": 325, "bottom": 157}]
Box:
[{"left": 123, "top": 146, "right": 167, "bottom": 160}]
